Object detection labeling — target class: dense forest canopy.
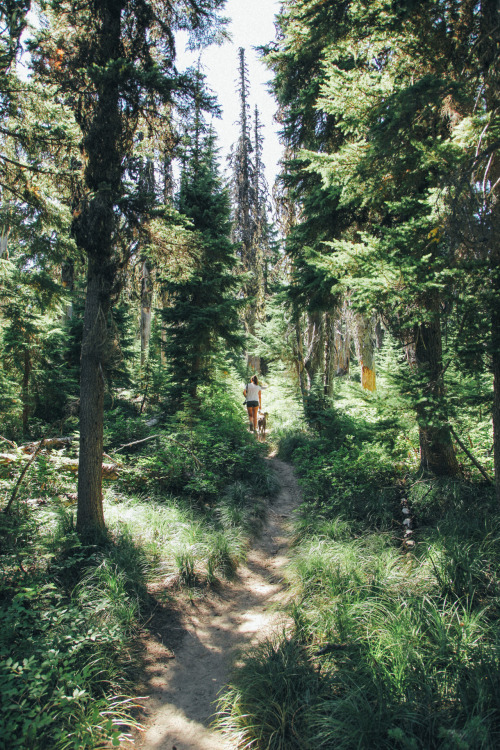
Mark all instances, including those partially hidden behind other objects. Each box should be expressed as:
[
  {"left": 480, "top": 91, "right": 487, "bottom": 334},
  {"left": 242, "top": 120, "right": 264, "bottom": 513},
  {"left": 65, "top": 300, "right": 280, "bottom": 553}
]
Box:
[{"left": 1, "top": 0, "right": 500, "bottom": 748}]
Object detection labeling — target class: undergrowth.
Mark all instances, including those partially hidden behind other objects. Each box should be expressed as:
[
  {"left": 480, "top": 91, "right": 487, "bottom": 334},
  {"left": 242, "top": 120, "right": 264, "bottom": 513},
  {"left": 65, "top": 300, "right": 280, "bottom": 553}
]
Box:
[
  {"left": 217, "top": 369, "right": 500, "bottom": 749},
  {"left": 0, "top": 381, "right": 278, "bottom": 749}
]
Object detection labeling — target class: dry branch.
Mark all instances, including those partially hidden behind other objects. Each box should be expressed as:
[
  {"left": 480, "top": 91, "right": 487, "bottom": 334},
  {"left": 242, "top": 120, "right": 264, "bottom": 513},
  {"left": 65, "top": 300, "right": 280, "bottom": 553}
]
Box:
[
  {"left": 111, "top": 434, "right": 160, "bottom": 454},
  {"left": 110, "top": 434, "right": 202, "bottom": 468},
  {"left": 0, "top": 436, "right": 17, "bottom": 450},
  {"left": 449, "top": 425, "right": 493, "bottom": 484},
  {"left": 4, "top": 438, "right": 46, "bottom": 514}
]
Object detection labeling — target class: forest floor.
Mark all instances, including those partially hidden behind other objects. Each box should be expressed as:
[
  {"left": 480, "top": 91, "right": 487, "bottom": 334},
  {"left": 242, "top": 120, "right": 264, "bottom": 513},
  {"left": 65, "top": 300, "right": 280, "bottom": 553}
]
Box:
[{"left": 133, "top": 455, "right": 301, "bottom": 750}]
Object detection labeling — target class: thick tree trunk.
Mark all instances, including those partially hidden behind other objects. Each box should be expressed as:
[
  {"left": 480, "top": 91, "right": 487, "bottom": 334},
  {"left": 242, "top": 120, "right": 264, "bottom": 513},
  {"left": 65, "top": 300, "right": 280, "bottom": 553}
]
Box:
[
  {"left": 76, "top": 259, "right": 109, "bottom": 536},
  {"left": 74, "top": 0, "right": 124, "bottom": 539},
  {"left": 414, "top": 313, "right": 459, "bottom": 476}
]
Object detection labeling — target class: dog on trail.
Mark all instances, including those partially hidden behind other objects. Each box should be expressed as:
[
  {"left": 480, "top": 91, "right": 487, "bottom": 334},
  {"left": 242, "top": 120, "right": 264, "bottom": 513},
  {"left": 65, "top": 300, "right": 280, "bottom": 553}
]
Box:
[{"left": 257, "top": 411, "right": 268, "bottom": 439}]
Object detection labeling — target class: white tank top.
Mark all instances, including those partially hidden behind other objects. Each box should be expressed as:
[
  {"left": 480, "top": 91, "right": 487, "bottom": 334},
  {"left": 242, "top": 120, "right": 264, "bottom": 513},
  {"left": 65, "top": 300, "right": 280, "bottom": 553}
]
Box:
[{"left": 246, "top": 383, "right": 262, "bottom": 401}]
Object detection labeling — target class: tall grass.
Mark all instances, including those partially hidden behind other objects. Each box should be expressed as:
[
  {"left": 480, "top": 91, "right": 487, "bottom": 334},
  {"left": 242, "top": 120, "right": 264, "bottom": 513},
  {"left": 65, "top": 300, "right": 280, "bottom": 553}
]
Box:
[
  {"left": 217, "top": 372, "right": 500, "bottom": 749},
  {"left": 0, "top": 381, "right": 280, "bottom": 748}
]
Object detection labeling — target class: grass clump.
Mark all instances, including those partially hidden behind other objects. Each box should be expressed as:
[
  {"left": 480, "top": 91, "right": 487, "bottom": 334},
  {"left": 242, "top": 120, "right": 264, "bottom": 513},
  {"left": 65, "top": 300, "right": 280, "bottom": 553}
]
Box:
[
  {"left": 218, "top": 372, "right": 500, "bottom": 749},
  {"left": 216, "top": 636, "right": 326, "bottom": 750}
]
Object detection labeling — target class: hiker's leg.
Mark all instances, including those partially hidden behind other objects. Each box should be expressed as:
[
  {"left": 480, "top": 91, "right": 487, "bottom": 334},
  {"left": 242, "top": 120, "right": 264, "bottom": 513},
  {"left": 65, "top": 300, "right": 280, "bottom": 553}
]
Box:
[
  {"left": 247, "top": 406, "right": 254, "bottom": 430},
  {"left": 252, "top": 406, "right": 258, "bottom": 432}
]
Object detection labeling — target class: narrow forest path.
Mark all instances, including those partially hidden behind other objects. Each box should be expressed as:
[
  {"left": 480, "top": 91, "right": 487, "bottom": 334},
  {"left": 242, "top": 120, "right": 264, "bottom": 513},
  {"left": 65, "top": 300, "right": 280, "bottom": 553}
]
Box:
[{"left": 135, "top": 457, "right": 301, "bottom": 750}]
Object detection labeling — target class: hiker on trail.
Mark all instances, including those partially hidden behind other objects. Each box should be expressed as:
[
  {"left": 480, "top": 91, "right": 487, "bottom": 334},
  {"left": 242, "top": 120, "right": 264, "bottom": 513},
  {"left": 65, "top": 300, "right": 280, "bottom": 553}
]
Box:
[{"left": 243, "top": 375, "right": 267, "bottom": 433}]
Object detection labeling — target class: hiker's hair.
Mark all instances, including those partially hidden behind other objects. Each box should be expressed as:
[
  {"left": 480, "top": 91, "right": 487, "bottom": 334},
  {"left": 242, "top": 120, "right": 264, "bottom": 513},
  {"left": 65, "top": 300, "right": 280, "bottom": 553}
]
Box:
[{"left": 251, "top": 374, "right": 258, "bottom": 385}]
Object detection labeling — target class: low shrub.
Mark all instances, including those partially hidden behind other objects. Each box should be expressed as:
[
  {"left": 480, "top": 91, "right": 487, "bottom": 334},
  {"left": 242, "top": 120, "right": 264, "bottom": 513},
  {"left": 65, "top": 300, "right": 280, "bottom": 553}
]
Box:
[{"left": 0, "top": 516, "right": 146, "bottom": 750}]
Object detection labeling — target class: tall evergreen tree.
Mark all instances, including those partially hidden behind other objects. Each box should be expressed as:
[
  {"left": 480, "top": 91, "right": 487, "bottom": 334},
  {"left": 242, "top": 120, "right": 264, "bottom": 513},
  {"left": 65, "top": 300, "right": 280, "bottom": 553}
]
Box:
[
  {"left": 162, "top": 107, "right": 243, "bottom": 406},
  {"left": 230, "top": 48, "right": 260, "bottom": 360},
  {"left": 266, "top": 0, "right": 479, "bottom": 475},
  {"left": 30, "top": 0, "right": 227, "bottom": 538}
]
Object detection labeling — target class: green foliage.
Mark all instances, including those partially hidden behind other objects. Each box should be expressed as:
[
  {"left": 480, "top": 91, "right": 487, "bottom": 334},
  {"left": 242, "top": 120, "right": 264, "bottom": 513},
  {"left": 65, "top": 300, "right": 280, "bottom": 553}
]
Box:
[
  {"left": 0, "top": 374, "right": 279, "bottom": 747},
  {"left": 162, "top": 99, "right": 244, "bottom": 406},
  {"left": 216, "top": 636, "right": 326, "bottom": 750},
  {"left": 0, "top": 513, "right": 145, "bottom": 750},
  {"left": 218, "top": 370, "right": 500, "bottom": 749},
  {"left": 117, "top": 386, "right": 274, "bottom": 505}
]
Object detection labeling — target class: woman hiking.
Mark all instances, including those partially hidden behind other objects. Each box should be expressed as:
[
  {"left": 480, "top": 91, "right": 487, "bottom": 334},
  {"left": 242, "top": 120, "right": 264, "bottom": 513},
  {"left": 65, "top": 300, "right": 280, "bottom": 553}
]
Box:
[{"left": 243, "top": 375, "right": 267, "bottom": 433}]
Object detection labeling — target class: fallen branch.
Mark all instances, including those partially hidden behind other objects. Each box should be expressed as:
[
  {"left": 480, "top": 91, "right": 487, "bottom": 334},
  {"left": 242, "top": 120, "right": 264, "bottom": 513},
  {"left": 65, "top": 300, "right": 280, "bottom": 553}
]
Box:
[
  {"left": 1, "top": 452, "right": 121, "bottom": 479},
  {"left": 111, "top": 434, "right": 202, "bottom": 468},
  {"left": 112, "top": 435, "right": 161, "bottom": 454},
  {"left": 4, "top": 438, "right": 46, "bottom": 514},
  {"left": 449, "top": 425, "right": 493, "bottom": 484},
  {"left": 0, "top": 436, "right": 17, "bottom": 450}
]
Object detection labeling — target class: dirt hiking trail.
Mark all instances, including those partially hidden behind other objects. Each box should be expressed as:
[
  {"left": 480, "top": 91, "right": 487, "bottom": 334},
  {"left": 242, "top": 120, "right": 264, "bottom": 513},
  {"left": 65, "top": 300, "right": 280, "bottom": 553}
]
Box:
[{"left": 136, "top": 457, "right": 301, "bottom": 750}]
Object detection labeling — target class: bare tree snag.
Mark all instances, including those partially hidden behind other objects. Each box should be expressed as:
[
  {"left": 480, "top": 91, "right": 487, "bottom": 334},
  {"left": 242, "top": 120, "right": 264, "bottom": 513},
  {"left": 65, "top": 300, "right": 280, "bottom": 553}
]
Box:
[{"left": 354, "top": 313, "right": 376, "bottom": 392}]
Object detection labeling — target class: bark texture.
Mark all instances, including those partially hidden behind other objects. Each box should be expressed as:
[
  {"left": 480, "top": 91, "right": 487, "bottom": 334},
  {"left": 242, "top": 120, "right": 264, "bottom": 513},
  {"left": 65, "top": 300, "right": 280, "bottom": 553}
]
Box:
[
  {"left": 74, "top": 0, "right": 124, "bottom": 538},
  {"left": 414, "top": 315, "right": 459, "bottom": 476},
  {"left": 141, "top": 260, "right": 152, "bottom": 370}
]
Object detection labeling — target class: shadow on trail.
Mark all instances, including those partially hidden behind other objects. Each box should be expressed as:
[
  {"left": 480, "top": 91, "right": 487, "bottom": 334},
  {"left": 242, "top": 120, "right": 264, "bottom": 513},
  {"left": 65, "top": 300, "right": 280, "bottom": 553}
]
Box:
[
  {"left": 137, "top": 460, "right": 298, "bottom": 750},
  {"left": 138, "top": 569, "right": 287, "bottom": 750}
]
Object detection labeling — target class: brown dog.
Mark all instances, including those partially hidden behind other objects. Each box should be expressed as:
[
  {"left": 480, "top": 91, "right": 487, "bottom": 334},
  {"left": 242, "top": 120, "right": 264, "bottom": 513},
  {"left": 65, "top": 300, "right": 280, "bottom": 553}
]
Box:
[{"left": 257, "top": 411, "right": 268, "bottom": 439}]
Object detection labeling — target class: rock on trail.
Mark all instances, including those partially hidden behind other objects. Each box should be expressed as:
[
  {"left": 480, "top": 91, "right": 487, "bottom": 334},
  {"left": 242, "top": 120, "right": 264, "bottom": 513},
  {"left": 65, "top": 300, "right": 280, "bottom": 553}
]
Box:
[{"left": 135, "top": 458, "right": 301, "bottom": 750}]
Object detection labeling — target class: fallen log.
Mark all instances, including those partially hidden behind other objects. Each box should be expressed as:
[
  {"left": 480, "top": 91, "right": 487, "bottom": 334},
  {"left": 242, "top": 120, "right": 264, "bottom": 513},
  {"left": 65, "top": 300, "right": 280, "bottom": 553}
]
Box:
[
  {"left": 49, "top": 456, "right": 121, "bottom": 479},
  {"left": 1, "top": 452, "right": 120, "bottom": 479},
  {"left": 21, "top": 437, "right": 73, "bottom": 453}
]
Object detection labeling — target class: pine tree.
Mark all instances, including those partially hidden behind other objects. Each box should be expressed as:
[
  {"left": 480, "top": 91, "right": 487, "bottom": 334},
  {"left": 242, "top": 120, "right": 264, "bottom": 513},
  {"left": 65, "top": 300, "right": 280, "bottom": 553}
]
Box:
[
  {"left": 30, "top": 0, "right": 227, "bottom": 538},
  {"left": 162, "top": 117, "right": 244, "bottom": 407},
  {"left": 229, "top": 48, "right": 261, "bottom": 362},
  {"left": 266, "top": 0, "right": 475, "bottom": 475}
]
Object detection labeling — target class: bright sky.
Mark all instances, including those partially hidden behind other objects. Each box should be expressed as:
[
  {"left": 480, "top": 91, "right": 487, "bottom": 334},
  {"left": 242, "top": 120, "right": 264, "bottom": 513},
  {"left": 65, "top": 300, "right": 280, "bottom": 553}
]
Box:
[{"left": 176, "top": 0, "right": 282, "bottom": 188}]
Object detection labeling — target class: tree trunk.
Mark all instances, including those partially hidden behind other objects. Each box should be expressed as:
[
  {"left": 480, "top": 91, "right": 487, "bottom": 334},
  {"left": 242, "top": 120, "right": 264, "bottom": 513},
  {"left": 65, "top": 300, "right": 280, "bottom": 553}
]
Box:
[
  {"left": 76, "top": 258, "right": 109, "bottom": 536},
  {"left": 333, "top": 301, "right": 351, "bottom": 377},
  {"left": 375, "top": 318, "right": 385, "bottom": 349},
  {"left": 292, "top": 309, "right": 308, "bottom": 402},
  {"left": 493, "top": 301, "right": 500, "bottom": 499},
  {"left": 0, "top": 226, "right": 10, "bottom": 258},
  {"left": 304, "top": 311, "right": 324, "bottom": 389},
  {"left": 414, "top": 313, "right": 459, "bottom": 476},
  {"left": 324, "top": 312, "right": 335, "bottom": 396},
  {"left": 140, "top": 259, "right": 152, "bottom": 370},
  {"left": 21, "top": 347, "right": 31, "bottom": 435},
  {"left": 480, "top": 0, "right": 500, "bottom": 499},
  {"left": 354, "top": 313, "right": 376, "bottom": 391},
  {"left": 74, "top": 0, "right": 124, "bottom": 539},
  {"left": 61, "top": 260, "right": 74, "bottom": 322}
]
